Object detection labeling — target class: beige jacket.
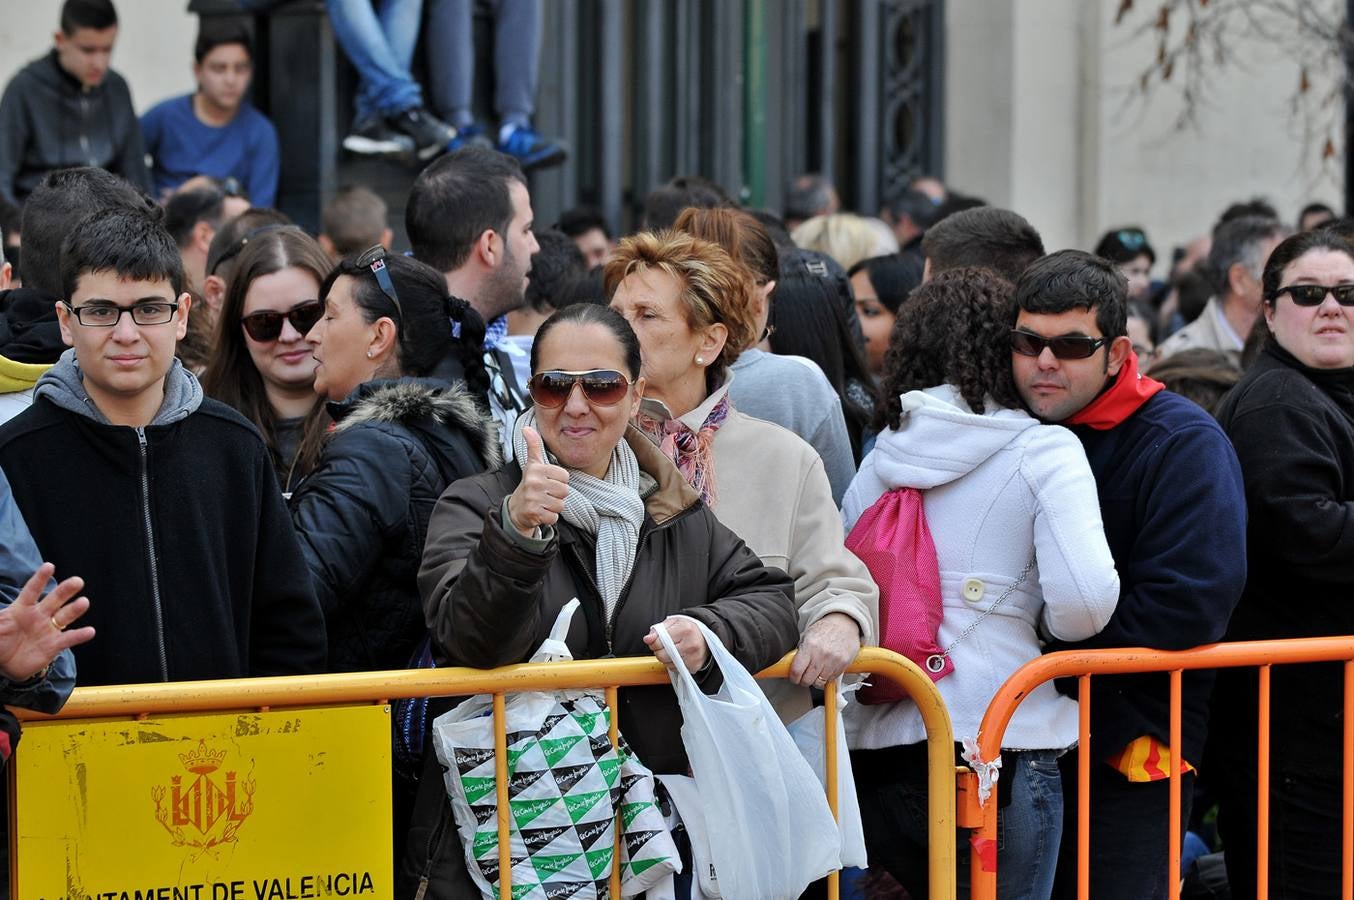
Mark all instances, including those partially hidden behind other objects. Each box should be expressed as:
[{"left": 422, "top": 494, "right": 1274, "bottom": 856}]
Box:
[
  {"left": 641, "top": 378, "right": 880, "bottom": 722},
  {"left": 1154, "top": 296, "right": 1244, "bottom": 367}
]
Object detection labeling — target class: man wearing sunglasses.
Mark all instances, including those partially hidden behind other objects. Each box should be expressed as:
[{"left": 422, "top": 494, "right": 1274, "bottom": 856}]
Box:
[{"left": 1012, "top": 250, "right": 1247, "bottom": 900}]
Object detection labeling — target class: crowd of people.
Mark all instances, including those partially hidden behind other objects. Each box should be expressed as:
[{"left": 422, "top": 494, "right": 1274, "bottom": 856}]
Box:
[{"left": 0, "top": 2, "right": 1350, "bottom": 900}]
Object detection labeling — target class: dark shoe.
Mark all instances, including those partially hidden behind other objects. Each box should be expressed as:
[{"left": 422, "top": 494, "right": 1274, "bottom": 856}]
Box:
[
  {"left": 446, "top": 122, "right": 495, "bottom": 153},
  {"left": 342, "top": 117, "right": 415, "bottom": 156},
  {"left": 386, "top": 107, "right": 457, "bottom": 161},
  {"left": 496, "top": 125, "right": 568, "bottom": 170}
]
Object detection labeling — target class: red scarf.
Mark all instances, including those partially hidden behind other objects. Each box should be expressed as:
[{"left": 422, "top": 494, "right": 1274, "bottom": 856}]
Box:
[{"left": 1064, "top": 352, "right": 1164, "bottom": 429}]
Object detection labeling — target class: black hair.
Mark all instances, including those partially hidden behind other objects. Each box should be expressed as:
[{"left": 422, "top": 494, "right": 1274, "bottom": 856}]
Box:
[
  {"left": 1094, "top": 226, "right": 1156, "bottom": 266},
  {"left": 922, "top": 206, "right": 1044, "bottom": 284},
  {"left": 525, "top": 230, "right": 587, "bottom": 314},
  {"left": 768, "top": 271, "right": 875, "bottom": 458},
  {"left": 61, "top": 207, "right": 185, "bottom": 299},
  {"left": 1014, "top": 249, "right": 1127, "bottom": 339},
  {"left": 747, "top": 208, "right": 795, "bottom": 248},
  {"left": 555, "top": 267, "right": 609, "bottom": 307},
  {"left": 877, "top": 267, "right": 1021, "bottom": 429},
  {"left": 556, "top": 206, "right": 610, "bottom": 241},
  {"left": 641, "top": 183, "right": 724, "bottom": 231},
  {"left": 321, "top": 252, "right": 490, "bottom": 402},
  {"left": 531, "top": 303, "right": 643, "bottom": 381},
  {"left": 929, "top": 192, "right": 987, "bottom": 224},
  {"left": 406, "top": 146, "right": 526, "bottom": 273},
  {"left": 1216, "top": 198, "right": 1280, "bottom": 231},
  {"left": 1206, "top": 216, "right": 1287, "bottom": 297},
  {"left": 783, "top": 173, "right": 836, "bottom": 222},
  {"left": 60, "top": 0, "right": 116, "bottom": 34},
  {"left": 848, "top": 252, "right": 924, "bottom": 315},
  {"left": 21, "top": 167, "right": 153, "bottom": 296},
  {"left": 1299, "top": 202, "right": 1336, "bottom": 230},
  {"left": 1174, "top": 268, "right": 1213, "bottom": 323},
  {"left": 883, "top": 188, "right": 941, "bottom": 232},
  {"left": 0, "top": 201, "right": 21, "bottom": 239},
  {"left": 194, "top": 19, "right": 252, "bottom": 63},
  {"left": 164, "top": 188, "right": 227, "bottom": 248},
  {"left": 1260, "top": 229, "right": 1354, "bottom": 304}
]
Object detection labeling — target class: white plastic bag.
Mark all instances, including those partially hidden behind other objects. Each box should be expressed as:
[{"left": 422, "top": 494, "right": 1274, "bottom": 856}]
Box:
[
  {"left": 786, "top": 683, "right": 869, "bottom": 869},
  {"left": 652, "top": 617, "right": 841, "bottom": 899},
  {"left": 432, "top": 599, "right": 680, "bottom": 899}
]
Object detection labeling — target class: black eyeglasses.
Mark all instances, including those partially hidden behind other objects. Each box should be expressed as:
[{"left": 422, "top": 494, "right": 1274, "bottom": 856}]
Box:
[
  {"left": 240, "top": 299, "right": 324, "bottom": 342},
  {"left": 1270, "top": 284, "right": 1354, "bottom": 307},
  {"left": 527, "top": 369, "right": 633, "bottom": 408},
  {"left": 354, "top": 245, "right": 404, "bottom": 325},
  {"left": 1011, "top": 329, "right": 1109, "bottom": 360},
  {"left": 62, "top": 300, "right": 179, "bottom": 327}
]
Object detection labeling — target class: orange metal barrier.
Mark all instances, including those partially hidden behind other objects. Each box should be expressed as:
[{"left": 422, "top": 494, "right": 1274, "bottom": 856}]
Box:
[
  {"left": 963, "top": 636, "right": 1354, "bottom": 900},
  {"left": 11, "top": 647, "right": 958, "bottom": 900}
]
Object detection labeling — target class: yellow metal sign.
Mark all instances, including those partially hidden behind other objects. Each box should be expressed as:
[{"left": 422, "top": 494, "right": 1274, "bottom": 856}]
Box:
[{"left": 14, "top": 704, "right": 393, "bottom": 900}]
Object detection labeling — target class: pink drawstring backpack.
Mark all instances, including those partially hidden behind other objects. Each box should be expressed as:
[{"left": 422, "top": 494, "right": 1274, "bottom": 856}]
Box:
[{"left": 845, "top": 487, "right": 952, "bottom": 703}]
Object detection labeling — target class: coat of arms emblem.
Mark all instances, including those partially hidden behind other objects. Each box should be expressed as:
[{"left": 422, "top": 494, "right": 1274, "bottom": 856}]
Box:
[{"left": 151, "top": 739, "right": 256, "bottom": 854}]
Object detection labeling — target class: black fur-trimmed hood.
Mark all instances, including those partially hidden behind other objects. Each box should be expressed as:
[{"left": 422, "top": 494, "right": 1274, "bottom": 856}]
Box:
[{"left": 329, "top": 377, "right": 502, "bottom": 470}]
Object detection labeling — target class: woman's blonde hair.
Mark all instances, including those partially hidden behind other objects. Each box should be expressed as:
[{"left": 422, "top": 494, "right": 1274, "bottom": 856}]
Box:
[
  {"left": 603, "top": 230, "right": 759, "bottom": 387},
  {"left": 791, "top": 212, "right": 896, "bottom": 272}
]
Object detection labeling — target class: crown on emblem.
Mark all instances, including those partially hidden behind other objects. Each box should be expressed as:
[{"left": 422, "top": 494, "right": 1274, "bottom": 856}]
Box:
[{"left": 179, "top": 740, "right": 227, "bottom": 775}]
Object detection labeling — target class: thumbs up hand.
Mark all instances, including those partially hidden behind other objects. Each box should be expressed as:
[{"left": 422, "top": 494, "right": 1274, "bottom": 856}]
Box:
[{"left": 507, "top": 426, "right": 571, "bottom": 537}]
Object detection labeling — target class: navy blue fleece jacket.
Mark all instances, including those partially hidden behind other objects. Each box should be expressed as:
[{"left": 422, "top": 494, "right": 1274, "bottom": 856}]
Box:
[{"left": 1048, "top": 390, "right": 1248, "bottom": 762}]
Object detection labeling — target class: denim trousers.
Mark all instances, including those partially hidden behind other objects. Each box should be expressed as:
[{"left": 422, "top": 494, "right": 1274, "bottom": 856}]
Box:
[
  {"left": 424, "top": 0, "right": 541, "bottom": 128},
  {"left": 326, "top": 0, "right": 424, "bottom": 121},
  {"left": 854, "top": 744, "right": 1064, "bottom": 900},
  {"left": 1051, "top": 757, "right": 1195, "bottom": 900}
]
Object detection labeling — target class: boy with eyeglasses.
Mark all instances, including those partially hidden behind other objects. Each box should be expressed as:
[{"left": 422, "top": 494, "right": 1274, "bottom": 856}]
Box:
[
  {"left": 1011, "top": 249, "right": 1247, "bottom": 900},
  {"left": 0, "top": 206, "right": 326, "bottom": 687}
]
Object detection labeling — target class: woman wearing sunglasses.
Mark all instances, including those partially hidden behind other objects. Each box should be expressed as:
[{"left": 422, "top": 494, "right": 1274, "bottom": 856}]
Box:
[
  {"left": 1211, "top": 230, "right": 1354, "bottom": 899},
  {"left": 201, "top": 229, "right": 333, "bottom": 491},
  {"left": 287, "top": 247, "right": 499, "bottom": 676},
  {"left": 409, "top": 303, "right": 798, "bottom": 892},
  {"left": 605, "top": 230, "right": 877, "bottom": 724},
  {"left": 841, "top": 267, "right": 1119, "bottom": 900}
]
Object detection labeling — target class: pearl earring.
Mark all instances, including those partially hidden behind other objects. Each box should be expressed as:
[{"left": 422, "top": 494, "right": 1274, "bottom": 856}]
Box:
[
  {"left": 695, "top": 355, "right": 704, "bottom": 365},
  {"left": 366, "top": 350, "right": 373, "bottom": 359}
]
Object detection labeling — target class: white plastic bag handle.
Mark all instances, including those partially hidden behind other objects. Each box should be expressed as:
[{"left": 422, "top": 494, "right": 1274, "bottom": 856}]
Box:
[
  {"left": 531, "top": 597, "right": 581, "bottom": 663},
  {"left": 651, "top": 616, "right": 760, "bottom": 703}
]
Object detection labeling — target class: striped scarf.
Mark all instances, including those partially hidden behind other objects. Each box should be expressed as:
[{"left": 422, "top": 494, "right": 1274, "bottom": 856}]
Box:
[{"left": 635, "top": 393, "right": 731, "bottom": 506}]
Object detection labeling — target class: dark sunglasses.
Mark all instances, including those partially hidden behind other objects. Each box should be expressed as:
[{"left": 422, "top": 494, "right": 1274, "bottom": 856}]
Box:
[
  {"left": 1270, "top": 284, "right": 1354, "bottom": 307},
  {"left": 354, "top": 245, "right": 404, "bottom": 324},
  {"left": 527, "top": 369, "right": 633, "bottom": 408},
  {"left": 241, "top": 300, "right": 324, "bottom": 342},
  {"left": 1011, "top": 329, "right": 1109, "bottom": 360}
]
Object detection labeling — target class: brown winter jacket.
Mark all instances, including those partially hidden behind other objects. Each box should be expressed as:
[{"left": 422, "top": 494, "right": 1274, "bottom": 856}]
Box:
[{"left": 418, "top": 425, "right": 800, "bottom": 775}]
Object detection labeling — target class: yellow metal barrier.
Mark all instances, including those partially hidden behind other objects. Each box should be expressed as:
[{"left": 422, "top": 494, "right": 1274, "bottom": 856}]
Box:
[{"left": 11, "top": 648, "right": 958, "bottom": 900}]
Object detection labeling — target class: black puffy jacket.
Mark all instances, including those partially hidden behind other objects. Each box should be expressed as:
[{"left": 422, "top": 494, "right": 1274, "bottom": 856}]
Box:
[{"left": 289, "top": 378, "right": 500, "bottom": 673}]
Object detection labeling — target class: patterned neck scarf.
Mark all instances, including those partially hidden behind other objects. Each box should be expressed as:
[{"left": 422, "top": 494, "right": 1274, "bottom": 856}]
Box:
[{"left": 635, "top": 393, "right": 732, "bottom": 506}]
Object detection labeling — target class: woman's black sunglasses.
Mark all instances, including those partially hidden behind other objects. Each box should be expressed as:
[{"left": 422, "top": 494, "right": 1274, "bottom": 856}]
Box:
[
  {"left": 1271, "top": 284, "right": 1354, "bottom": 307},
  {"left": 241, "top": 300, "right": 324, "bottom": 342},
  {"left": 1011, "top": 329, "right": 1109, "bottom": 360},
  {"left": 528, "top": 369, "right": 633, "bottom": 408},
  {"left": 354, "top": 244, "right": 404, "bottom": 324}
]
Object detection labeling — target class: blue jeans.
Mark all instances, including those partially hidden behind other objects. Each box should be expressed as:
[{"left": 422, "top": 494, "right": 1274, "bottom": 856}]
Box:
[
  {"left": 424, "top": 0, "right": 541, "bottom": 128},
  {"left": 326, "top": 0, "right": 424, "bottom": 121},
  {"left": 854, "top": 745, "right": 1064, "bottom": 900}
]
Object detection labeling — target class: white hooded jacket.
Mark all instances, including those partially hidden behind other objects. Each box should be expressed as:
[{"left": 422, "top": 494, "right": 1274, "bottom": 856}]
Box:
[{"left": 842, "top": 384, "right": 1119, "bottom": 751}]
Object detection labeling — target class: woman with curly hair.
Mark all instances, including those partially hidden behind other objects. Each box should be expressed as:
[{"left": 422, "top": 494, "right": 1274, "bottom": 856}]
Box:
[{"left": 842, "top": 267, "right": 1120, "bottom": 900}]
